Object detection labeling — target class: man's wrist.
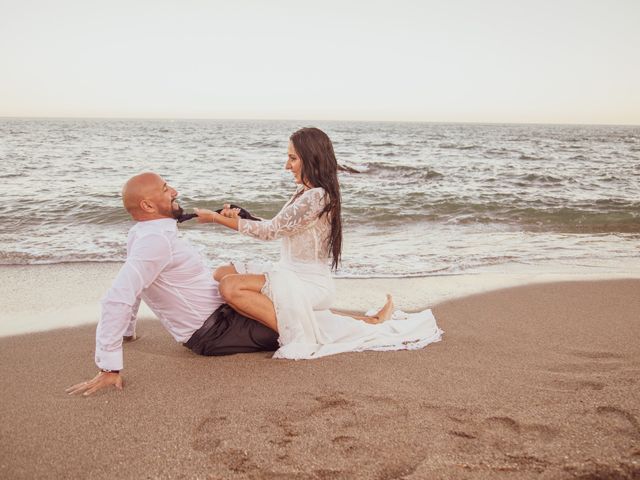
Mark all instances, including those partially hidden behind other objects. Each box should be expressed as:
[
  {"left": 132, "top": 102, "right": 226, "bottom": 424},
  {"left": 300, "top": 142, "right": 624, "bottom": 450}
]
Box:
[{"left": 100, "top": 368, "right": 120, "bottom": 374}]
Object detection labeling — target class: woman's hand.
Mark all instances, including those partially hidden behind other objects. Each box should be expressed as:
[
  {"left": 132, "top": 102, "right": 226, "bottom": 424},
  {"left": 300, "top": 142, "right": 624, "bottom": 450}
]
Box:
[
  {"left": 220, "top": 204, "right": 241, "bottom": 218},
  {"left": 194, "top": 206, "right": 240, "bottom": 231},
  {"left": 194, "top": 208, "right": 218, "bottom": 223}
]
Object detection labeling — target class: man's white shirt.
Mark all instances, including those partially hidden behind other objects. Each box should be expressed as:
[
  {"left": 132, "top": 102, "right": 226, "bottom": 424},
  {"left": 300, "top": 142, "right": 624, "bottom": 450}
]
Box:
[{"left": 96, "top": 218, "right": 223, "bottom": 370}]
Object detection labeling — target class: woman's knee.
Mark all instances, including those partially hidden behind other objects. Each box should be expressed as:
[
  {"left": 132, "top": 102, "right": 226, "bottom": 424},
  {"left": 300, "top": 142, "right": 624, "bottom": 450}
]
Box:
[
  {"left": 218, "top": 274, "right": 241, "bottom": 301},
  {"left": 219, "top": 274, "right": 266, "bottom": 303}
]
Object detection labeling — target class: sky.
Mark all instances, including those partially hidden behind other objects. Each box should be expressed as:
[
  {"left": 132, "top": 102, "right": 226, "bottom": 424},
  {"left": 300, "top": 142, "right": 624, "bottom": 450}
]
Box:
[{"left": 1, "top": 0, "right": 639, "bottom": 124}]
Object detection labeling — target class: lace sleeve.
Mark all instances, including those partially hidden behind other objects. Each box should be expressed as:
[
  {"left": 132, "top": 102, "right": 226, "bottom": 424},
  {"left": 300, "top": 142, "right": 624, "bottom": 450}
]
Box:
[{"left": 238, "top": 188, "right": 327, "bottom": 241}]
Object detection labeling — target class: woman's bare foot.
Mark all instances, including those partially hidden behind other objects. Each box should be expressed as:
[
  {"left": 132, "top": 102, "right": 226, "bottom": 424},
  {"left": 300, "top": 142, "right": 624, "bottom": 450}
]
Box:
[
  {"left": 364, "top": 294, "right": 394, "bottom": 324},
  {"left": 376, "top": 294, "right": 394, "bottom": 322}
]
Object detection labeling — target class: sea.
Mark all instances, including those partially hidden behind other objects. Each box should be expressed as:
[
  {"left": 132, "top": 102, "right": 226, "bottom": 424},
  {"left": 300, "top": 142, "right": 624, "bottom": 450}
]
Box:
[{"left": 1, "top": 118, "right": 639, "bottom": 278}]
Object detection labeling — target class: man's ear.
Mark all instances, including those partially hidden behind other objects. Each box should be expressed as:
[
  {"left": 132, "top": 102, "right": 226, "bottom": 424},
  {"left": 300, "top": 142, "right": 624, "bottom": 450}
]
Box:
[{"left": 140, "top": 199, "right": 155, "bottom": 213}]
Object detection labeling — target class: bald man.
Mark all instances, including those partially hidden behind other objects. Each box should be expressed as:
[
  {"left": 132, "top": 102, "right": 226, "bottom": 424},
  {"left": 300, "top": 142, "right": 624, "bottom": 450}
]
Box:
[{"left": 66, "top": 172, "right": 279, "bottom": 396}]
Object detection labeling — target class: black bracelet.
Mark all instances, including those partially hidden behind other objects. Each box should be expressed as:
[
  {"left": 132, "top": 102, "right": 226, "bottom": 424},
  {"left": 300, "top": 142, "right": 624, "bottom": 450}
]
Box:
[{"left": 100, "top": 368, "right": 120, "bottom": 374}]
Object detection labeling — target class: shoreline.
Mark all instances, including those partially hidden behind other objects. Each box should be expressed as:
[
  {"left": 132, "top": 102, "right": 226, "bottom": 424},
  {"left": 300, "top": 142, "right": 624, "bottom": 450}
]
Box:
[{"left": 1, "top": 262, "right": 639, "bottom": 338}]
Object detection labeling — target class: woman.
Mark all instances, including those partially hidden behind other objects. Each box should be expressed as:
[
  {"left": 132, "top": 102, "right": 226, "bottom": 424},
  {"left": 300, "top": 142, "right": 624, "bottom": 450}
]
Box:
[{"left": 195, "top": 127, "right": 442, "bottom": 359}]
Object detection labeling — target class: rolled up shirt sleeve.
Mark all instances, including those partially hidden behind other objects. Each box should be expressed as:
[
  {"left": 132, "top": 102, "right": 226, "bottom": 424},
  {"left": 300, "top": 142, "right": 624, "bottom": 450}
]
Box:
[{"left": 95, "top": 233, "right": 171, "bottom": 371}]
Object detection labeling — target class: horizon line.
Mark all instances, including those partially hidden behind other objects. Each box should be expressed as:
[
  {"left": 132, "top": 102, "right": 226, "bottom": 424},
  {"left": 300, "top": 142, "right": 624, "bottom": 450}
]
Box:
[{"left": 1, "top": 115, "right": 639, "bottom": 128}]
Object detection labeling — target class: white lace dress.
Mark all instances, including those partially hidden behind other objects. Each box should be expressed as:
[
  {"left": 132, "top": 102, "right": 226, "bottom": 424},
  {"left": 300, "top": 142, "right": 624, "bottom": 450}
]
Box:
[{"left": 234, "top": 186, "right": 443, "bottom": 359}]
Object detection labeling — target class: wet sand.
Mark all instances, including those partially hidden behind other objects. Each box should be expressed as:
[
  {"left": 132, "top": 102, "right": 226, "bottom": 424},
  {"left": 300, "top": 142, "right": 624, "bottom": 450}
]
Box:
[{"left": 0, "top": 276, "right": 639, "bottom": 479}]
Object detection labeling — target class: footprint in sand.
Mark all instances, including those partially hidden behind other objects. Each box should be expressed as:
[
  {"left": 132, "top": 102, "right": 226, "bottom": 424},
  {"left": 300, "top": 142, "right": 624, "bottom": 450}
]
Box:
[
  {"left": 445, "top": 414, "right": 521, "bottom": 444},
  {"left": 542, "top": 349, "right": 629, "bottom": 391},
  {"left": 568, "top": 350, "right": 625, "bottom": 360},
  {"left": 421, "top": 403, "right": 474, "bottom": 423},
  {"left": 209, "top": 447, "right": 255, "bottom": 473},
  {"left": 445, "top": 414, "right": 558, "bottom": 445},
  {"left": 331, "top": 435, "right": 358, "bottom": 454},
  {"left": 191, "top": 416, "right": 223, "bottom": 452},
  {"left": 595, "top": 406, "right": 640, "bottom": 438},
  {"left": 449, "top": 430, "right": 477, "bottom": 440},
  {"left": 545, "top": 348, "right": 626, "bottom": 375},
  {"left": 281, "top": 392, "right": 408, "bottom": 428},
  {"left": 484, "top": 416, "right": 521, "bottom": 434},
  {"left": 546, "top": 362, "right": 623, "bottom": 374},
  {"left": 191, "top": 415, "right": 260, "bottom": 473},
  {"left": 549, "top": 378, "right": 606, "bottom": 392},
  {"left": 190, "top": 391, "right": 417, "bottom": 478}
]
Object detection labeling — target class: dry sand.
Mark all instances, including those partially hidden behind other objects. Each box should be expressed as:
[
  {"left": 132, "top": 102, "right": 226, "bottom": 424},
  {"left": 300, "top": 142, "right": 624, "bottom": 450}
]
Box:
[{"left": 1, "top": 275, "right": 639, "bottom": 479}]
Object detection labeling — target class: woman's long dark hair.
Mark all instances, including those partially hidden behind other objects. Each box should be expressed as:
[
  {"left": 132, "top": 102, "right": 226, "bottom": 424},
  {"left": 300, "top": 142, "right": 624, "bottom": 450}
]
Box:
[{"left": 289, "top": 127, "right": 342, "bottom": 271}]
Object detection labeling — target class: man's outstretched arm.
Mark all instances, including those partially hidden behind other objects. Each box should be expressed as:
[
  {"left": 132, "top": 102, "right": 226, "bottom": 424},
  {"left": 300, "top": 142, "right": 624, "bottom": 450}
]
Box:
[{"left": 66, "top": 232, "right": 170, "bottom": 396}]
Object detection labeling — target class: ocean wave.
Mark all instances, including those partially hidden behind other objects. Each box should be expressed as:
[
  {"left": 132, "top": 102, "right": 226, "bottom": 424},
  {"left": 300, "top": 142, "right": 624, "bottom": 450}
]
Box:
[
  {"left": 247, "top": 141, "right": 280, "bottom": 148},
  {"left": 368, "top": 142, "right": 401, "bottom": 147},
  {"left": 438, "top": 143, "right": 479, "bottom": 150},
  {"left": 484, "top": 147, "right": 521, "bottom": 156},
  {"left": 360, "top": 162, "right": 443, "bottom": 180},
  {"left": 0, "top": 201, "right": 129, "bottom": 228},
  {"left": 519, "top": 154, "right": 545, "bottom": 160},
  {"left": 3, "top": 195, "right": 638, "bottom": 234},
  {"left": 516, "top": 173, "right": 563, "bottom": 184},
  {"left": 363, "top": 200, "right": 640, "bottom": 232}
]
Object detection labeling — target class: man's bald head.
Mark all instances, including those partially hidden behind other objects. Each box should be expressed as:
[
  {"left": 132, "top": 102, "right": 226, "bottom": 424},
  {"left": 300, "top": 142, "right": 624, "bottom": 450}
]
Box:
[{"left": 122, "top": 172, "right": 181, "bottom": 221}]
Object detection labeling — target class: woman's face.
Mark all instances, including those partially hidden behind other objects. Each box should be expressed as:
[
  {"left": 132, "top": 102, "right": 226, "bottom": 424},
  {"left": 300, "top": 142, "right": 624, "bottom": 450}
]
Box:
[{"left": 286, "top": 141, "right": 303, "bottom": 185}]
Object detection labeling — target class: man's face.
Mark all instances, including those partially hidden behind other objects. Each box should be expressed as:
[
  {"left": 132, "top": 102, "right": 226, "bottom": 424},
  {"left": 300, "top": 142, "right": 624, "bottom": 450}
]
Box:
[{"left": 150, "top": 177, "right": 183, "bottom": 219}]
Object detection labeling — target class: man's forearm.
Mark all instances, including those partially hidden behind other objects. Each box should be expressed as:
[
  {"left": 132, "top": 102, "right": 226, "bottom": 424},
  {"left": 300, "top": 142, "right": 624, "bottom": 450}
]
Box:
[
  {"left": 96, "top": 299, "right": 135, "bottom": 371},
  {"left": 124, "top": 297, "right": 141, "bottom": 337}
]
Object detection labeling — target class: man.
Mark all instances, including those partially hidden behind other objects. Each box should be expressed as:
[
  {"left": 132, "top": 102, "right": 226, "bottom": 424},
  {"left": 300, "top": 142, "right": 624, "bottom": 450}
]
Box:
[{"left": 66, "top": 172, "right": 278, "bottom": 396}]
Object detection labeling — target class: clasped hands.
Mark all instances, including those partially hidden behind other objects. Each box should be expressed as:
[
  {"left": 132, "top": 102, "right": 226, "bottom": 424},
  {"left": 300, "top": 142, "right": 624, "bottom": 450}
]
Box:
[{"left": 194, "top": 204, "right": 240, "bottom": 223}]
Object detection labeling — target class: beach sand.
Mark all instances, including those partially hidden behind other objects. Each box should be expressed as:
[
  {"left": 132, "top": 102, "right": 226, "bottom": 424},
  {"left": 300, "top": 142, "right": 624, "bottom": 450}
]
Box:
[{"left": 0, "top": 266, "right": 639, "bottom": 479}]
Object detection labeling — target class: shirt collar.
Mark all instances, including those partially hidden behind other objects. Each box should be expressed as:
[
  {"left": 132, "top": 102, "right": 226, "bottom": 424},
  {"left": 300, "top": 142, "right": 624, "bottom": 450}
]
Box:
[{"left": 136, "top": 217, "right": 177, "bottom": 232}]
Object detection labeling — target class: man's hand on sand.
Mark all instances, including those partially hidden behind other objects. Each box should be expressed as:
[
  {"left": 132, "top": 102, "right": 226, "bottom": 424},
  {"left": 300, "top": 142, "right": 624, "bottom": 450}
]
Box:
[{"left": 66, "top": 371, "right": 123, "bottom": 396}]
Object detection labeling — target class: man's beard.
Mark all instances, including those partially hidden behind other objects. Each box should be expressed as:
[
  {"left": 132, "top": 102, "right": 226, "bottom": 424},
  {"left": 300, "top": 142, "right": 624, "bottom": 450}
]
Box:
[{"left": 171, "top": 202, "right": 184, "bottom": 220}]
